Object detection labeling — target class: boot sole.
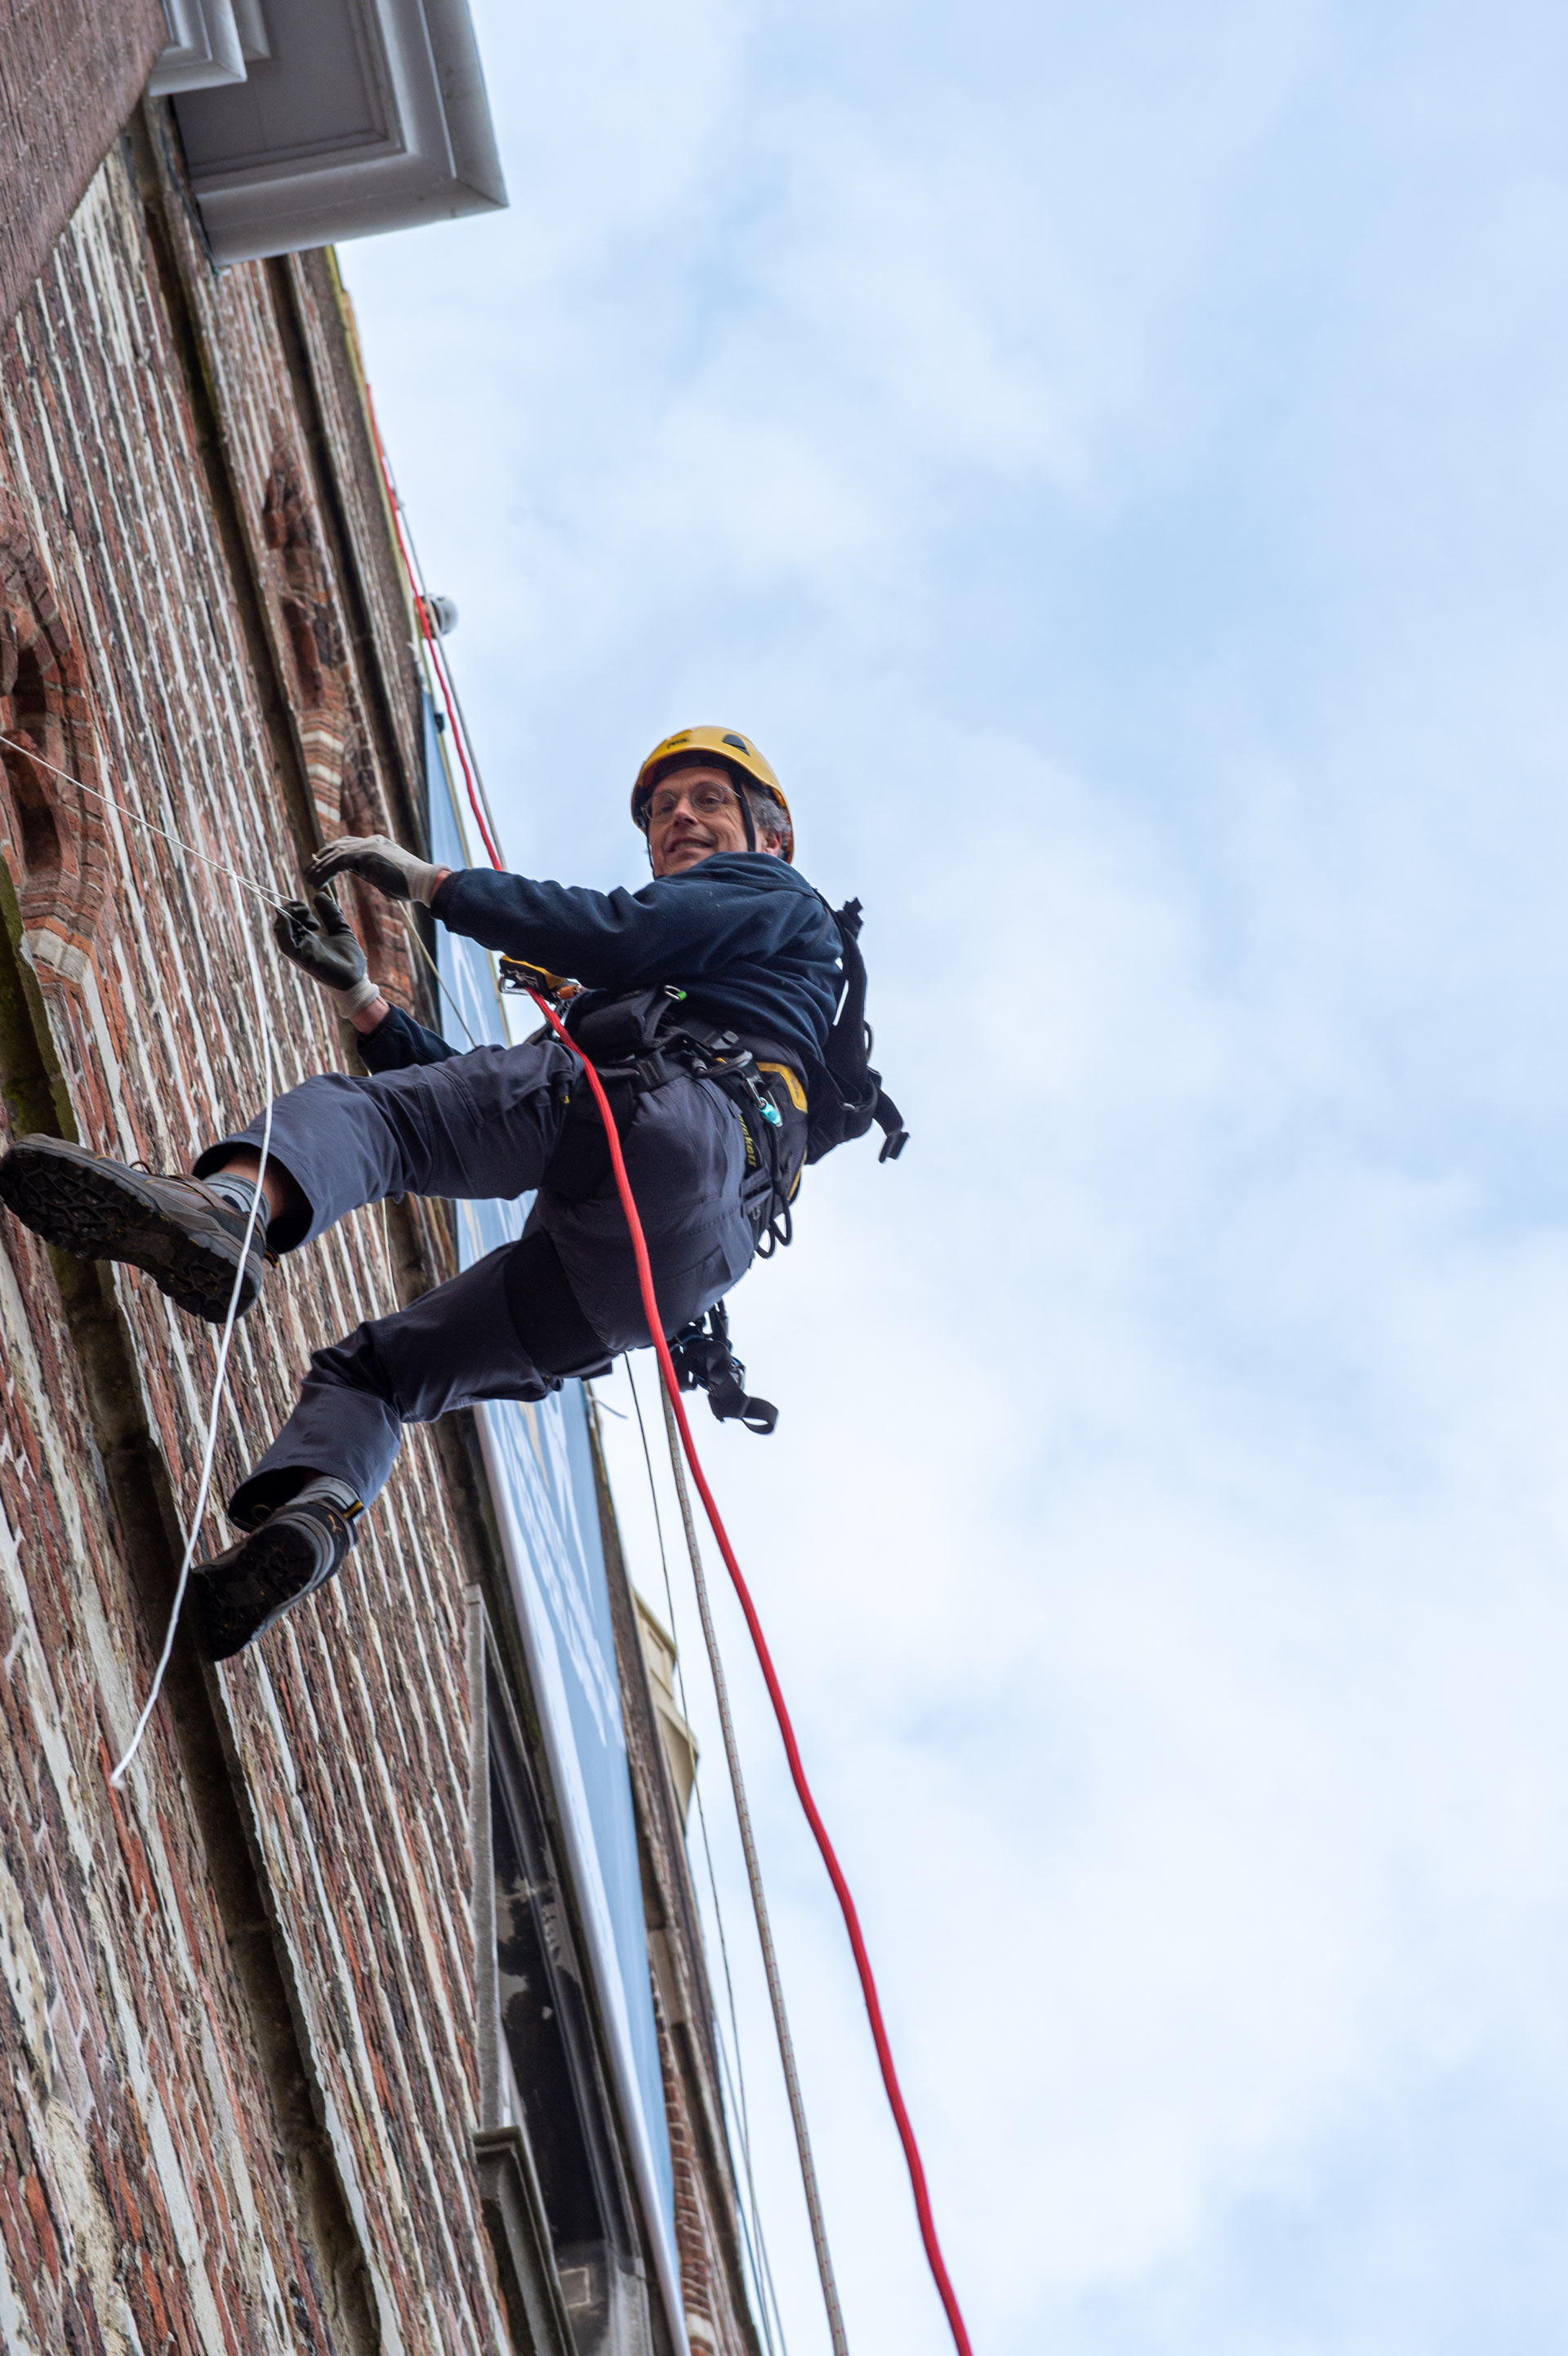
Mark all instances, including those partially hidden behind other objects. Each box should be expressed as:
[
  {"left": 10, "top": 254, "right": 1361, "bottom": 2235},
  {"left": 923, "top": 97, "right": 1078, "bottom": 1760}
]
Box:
[
  {"left": 0, "top": 1137, "right": 261, "bottom": 1323},
  {"left": 186, "top": 1519, "right": 338, "bottom": 1661}
]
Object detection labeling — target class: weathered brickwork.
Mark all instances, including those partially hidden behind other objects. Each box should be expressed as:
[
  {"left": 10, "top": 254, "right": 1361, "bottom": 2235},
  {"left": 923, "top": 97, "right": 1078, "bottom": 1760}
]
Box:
[
  {"left": 0, "top": 80, "right": 762, "bottom": 2356},
  {"left": 0, "top": 109, "right": 505, "bottom": 2356},
  {"left": 0, "top": 0, "right": 166, "bottom": 338}
]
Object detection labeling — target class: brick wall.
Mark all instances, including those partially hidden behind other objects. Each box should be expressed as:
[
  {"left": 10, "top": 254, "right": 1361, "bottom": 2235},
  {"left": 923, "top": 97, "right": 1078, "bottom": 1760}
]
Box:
[
  {"left": 0, "top": 85, "right": 764, "bottom": 2356},
  {"left": 0, "top": 0, "right": 166, "bottom": 337},
  {"left": 0, "top": 104, "right": 507, "bottom": 2355}
]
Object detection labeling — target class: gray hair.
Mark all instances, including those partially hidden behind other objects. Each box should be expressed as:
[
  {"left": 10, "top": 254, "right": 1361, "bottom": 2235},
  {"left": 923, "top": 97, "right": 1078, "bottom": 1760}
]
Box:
[{"left": 744, "top": 784, "right": 790, "bottom": 851}]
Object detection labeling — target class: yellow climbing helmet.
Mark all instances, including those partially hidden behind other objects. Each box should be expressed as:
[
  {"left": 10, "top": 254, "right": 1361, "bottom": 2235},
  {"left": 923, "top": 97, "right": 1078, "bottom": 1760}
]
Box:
[{"left": 631, "top": 727, "right": 795, "bottom": 862}]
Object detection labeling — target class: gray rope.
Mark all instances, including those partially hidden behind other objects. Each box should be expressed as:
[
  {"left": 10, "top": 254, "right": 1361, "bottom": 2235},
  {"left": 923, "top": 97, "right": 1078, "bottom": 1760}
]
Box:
[
  {"left": 622, "top": 1359, "right": 790, "bottom": 2356},
  {"left": 657, "top": 1378, "right": 851, "bottom": 2356}
]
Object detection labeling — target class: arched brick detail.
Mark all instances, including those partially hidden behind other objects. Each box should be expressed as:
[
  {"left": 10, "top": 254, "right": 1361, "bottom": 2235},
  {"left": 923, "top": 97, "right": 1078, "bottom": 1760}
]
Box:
[
  {"left": 259, "top": 432, "right": 415, "bottom": 1015},
  {"left": 338, "top": 730, "right": 418, "bottom": 1010},
  {"left": 263, "top": 438, "right": 352, "bottom": 841},
  {"left": 262, "top": 442, "right": 347, "bottom": 707},
  {"left": 338, "top": 733, "right": 398, "bottom": 974},
  {"left": 0, "top": 492, "right": 110, "bottom": 959}
]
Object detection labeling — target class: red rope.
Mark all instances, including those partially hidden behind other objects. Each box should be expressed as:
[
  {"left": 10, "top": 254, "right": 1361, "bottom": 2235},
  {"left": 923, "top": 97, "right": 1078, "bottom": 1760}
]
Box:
[
  {"left": 362, "top": 377, "right": 971, "bottom": 2351},
  {"left": 526, "top": 987, "right": 975, "bottom": 2356},
  {"left": 363, "top": 386, "right": 506, "bottom": 871}
]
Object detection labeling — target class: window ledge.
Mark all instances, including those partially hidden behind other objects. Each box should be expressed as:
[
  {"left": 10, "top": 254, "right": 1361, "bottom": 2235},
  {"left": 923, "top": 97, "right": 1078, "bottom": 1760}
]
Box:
[
  {"left": 473, "top": 2126, "right": 577, "bottom": 2356},
  {"left": 149, "top": 0, "right": 247, "bottom": 95}
]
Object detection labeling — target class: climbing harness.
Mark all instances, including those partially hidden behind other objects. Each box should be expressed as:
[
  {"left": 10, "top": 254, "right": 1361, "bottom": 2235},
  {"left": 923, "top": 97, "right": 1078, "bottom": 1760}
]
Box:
[
  {"left": 497, "top": 901, "right": 907, "bottom": 1196},
  {"left": 497, "top": 964, "right": 808, "bottom": 1261}
]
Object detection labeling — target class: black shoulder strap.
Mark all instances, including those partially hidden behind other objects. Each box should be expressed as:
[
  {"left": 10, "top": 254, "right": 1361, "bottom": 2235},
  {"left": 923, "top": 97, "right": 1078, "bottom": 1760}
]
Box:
[{"left": 807, "top": 897, "right": 910, "bottom": 1165}]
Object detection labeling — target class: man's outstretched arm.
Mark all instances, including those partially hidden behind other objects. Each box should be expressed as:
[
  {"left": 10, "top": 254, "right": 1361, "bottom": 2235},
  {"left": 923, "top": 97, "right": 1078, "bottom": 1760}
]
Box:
[{"left": 306, "top": 835, "right": 819, "bottom": 992}]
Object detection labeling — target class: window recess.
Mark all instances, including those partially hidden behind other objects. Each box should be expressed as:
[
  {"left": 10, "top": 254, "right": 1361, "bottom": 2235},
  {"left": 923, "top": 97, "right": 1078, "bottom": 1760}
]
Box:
[{"left": 474, "top": 1638, "right": 654, "bottom": 2356}]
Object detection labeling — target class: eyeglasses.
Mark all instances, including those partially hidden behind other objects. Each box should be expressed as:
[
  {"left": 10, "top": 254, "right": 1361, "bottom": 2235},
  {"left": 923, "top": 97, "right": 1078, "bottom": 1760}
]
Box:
[{"left": 645, "top": 781, "right": 742, "bottom": 825}]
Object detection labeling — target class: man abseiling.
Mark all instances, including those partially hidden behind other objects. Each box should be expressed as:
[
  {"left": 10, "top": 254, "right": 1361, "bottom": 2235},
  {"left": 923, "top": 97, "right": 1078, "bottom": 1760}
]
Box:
[{"left": 0, "top": 728, "right": 842, "bottom": 1659}]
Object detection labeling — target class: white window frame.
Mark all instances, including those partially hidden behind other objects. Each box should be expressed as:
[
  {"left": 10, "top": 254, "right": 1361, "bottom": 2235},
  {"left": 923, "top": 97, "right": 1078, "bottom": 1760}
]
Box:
[{"left": 148, "top": 0, "right": 248, "bottom": 94}]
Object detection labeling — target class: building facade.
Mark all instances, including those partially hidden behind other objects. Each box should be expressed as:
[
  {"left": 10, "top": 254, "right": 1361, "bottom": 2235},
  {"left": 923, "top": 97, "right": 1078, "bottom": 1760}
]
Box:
[{"left": 0, "top": 24, "right": 758, "bottom": 2355}]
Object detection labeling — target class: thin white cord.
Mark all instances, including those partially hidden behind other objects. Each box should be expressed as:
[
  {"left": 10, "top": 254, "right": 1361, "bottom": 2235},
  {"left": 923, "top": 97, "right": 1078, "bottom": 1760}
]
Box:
[
  {"left": 398, "top": 903, "right": 479, "bottom": 1049},
  {"left": 657, "top": 1375, "right": 847, "bottom": 2353},
  {"left": 378, "top": 1195, "right": 398, "bottom": 1305},
  {"left": 712, "top": 1989, "right": 791, "bottom": 2356},
  {"left": 109, "top": 898, "right": 276, "bottom": 1785},
  {"left": 655, "top": 1371, "right": 848, "bottom": 2355},
  {"left": 0, "top": 735, "right": 292, "bottom": 912},
  {"left": 623, "top": 1358, "right": 790, "bottom": 2356}
]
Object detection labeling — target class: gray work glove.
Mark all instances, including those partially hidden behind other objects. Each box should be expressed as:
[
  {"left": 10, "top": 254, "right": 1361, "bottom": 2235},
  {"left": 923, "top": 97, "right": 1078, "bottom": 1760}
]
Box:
[
  {"left": 274, "top": 893, "right": 381, "bottom": 1017},
  {"left": 305, "top": 834, "right": 442, "bottom": 905}
]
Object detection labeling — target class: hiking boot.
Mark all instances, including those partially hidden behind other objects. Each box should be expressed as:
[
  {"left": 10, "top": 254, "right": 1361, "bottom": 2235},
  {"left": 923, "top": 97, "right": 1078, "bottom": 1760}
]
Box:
[
  {"left": 0, "top": 1135, "right": 267, "bottom": 1322},
  {"left": 185, "top": 1479, "right": 362, "bottom": 1661}
]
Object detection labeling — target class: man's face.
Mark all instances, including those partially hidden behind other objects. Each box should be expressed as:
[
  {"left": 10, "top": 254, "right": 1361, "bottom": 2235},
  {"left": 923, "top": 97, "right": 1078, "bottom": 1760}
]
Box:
[{"left": 645, "top": 764, "right": 773, "bottom": 876}]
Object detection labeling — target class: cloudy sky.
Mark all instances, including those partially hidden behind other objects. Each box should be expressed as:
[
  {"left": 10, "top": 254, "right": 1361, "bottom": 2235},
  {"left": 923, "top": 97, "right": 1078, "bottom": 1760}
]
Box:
[{"left": 344, "top": 3, "right": 1568, "bottom": 2349}]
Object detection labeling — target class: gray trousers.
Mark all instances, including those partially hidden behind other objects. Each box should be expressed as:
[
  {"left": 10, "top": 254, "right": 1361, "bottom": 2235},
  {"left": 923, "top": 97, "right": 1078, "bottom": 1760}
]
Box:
[{"left": 194, "top": 1040, "right": 762, "bottom": 1518}]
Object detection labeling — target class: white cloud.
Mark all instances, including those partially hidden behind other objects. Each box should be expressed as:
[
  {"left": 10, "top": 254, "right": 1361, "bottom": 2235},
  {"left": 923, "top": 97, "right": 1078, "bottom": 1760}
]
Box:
[{"left": 345, "top": 0, "right": 1568, "bottom": 2347}]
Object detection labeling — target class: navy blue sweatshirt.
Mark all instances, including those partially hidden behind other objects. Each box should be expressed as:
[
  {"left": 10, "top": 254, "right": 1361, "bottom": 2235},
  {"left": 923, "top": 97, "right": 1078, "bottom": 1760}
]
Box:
[
  {"left": 358, "top": 1000, "right": 453, "bottom": 1072},
  {"left": 430, "top": 853, "right": 841, "bottom": 1082}
]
